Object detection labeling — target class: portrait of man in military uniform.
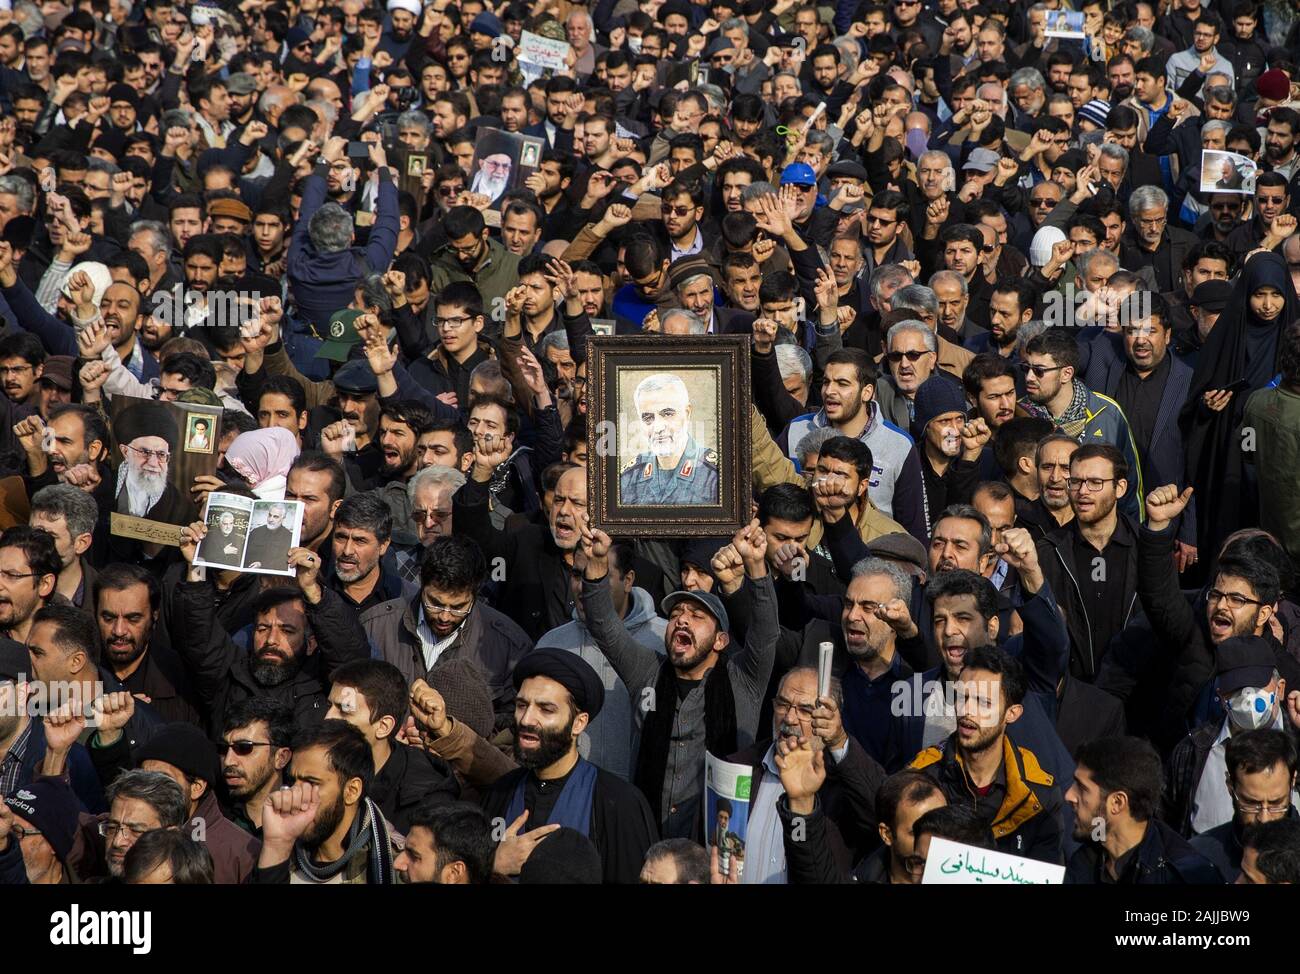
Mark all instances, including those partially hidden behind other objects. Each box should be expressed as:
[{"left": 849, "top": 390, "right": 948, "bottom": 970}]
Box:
[{"left": 618, "top": 372, "right": 719, "bottom": 506}]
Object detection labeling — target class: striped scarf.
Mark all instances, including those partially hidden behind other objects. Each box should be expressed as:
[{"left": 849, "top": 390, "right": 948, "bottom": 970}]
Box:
[{"left": 293, "top": 798, "right": 394, "bottom": 885}]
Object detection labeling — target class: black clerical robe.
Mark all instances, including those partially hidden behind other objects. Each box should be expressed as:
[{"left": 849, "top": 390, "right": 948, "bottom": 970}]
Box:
[{"left": 481, "top": 763, "right": 659, "bottom": 884}]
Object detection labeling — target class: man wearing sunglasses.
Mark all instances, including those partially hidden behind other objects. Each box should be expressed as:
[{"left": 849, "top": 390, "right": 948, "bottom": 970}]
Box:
[
  {"left": 124, "top": 722, "right": 261, "bottom": 884},
  {"left": 1019, "top": 328, "right": 1144, "bottom": 522},
  {"left": 864, "top": 191, "right": 913, "bottom": 278},
  {"left": 219, "top": 698, "right": 293, "bottom": 840}
]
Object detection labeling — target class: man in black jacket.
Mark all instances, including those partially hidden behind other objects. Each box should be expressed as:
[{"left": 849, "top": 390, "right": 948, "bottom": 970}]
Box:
[
  {"left": 1036, "top": 444, "right": 1139, "bottom": 681},
  {"left": 1065, "top": 735, "right": 1224, "bottom": 883},
  {"left": 725, "top": 665, "right": 884, "bottom": 883},
  {"left": 776, "top": 765, "right": 946, "bottom": 885},
  {"left": 173, "top": 525, "right": 371, "bottom": 737},
  {"left": 1191, "top": 729, "right": 1299, "bottom": 881},
  {"left": 1126, "top": 485, "right": 1300, "bottom": 749},
  {"left": 326, "top": 659, "right": 460, "bottom": 834},
  {"left": 453, "top": 456, "right": 585, "bottom": 642}
]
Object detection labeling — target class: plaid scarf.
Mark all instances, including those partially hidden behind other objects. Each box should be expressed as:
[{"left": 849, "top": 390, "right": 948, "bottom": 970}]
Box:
[{"left": 1019, "top": 380, "right": 1092, "bottom": 438}]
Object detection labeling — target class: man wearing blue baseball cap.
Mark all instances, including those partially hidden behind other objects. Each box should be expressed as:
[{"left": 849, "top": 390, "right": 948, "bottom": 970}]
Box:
[{"left": 779, "top": 163, "right": 836, "bottom": 248}]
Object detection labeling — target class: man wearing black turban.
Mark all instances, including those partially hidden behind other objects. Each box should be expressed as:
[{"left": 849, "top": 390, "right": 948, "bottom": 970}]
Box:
[
  {"left": 112, "top": 399, "right": 193, "bottom": 526},
  {"left": 408, "top": 647, "right": 659, "bottom": 883}
]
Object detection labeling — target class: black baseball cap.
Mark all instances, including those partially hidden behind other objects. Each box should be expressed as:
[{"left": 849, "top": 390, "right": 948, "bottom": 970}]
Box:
[
  {"left": 1216, "top": 635, "right": 1276, "bottom": 695},
  {"left": 1189, "top": 279, "right": 1232, "bottom": 313}
]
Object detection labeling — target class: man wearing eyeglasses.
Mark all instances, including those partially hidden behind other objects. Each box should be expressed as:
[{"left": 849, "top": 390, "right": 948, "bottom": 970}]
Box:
[
  {"left": 111, "top": 398, "right": 191, "bottom": 526},
  {"left": 366, "top": 533, "right": 530, "bottom": 732},
  {"left": 1019, "top": 328, "right": 1144, "bottom": 523},
  {"left": 1166, "top": 640, "right": 1300, "bottom": 839},
  {"left": 131, "top": 722, "right": 261, "bottom": 884},
  {"left": 1135, "top": 484, "right": 1300, "bottom": 752},
  {"left": 1190, "top": 729, "right": 1300, "bottom": 879},
  {"left": 94, "top": 769, "right": 188, "bottom": 881},
  {"left": 1034, "top": 444, "right": 1139, "bottom": 683}
]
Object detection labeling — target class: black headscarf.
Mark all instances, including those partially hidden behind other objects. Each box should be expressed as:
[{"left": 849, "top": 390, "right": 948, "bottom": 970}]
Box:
[{"left": 1181, "top": 251, "right": 1300, "bottom": 557}]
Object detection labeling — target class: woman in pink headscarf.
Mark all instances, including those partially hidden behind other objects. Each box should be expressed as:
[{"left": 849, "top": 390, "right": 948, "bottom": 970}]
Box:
[{"left": 223, "top": 427, "right": 301, "bottom": 500}]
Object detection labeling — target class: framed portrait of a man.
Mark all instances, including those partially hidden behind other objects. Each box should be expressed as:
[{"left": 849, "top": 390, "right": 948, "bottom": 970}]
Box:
[
  {"left": 587, "top": 335, "right": 751, "bottom": 536},
  {"left": 470, "top": 126, "right": 543, "bottom": 211},
  {"left": 108, "top": 397, "right": 223, "bottom": 546}
]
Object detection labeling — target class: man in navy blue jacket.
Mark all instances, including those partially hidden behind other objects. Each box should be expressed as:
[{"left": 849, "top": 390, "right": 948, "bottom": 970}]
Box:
[{"left": 287, "top": 138, "right": 399, "bottom": 332}]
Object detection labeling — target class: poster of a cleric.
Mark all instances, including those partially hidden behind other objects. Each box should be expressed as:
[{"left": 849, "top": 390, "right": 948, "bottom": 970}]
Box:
[
  {"left": 108, "top": 397, "right": 223, "bottom": 546},
  {"left": 471, "top": 126, "right": 543, "bottom": 211}
]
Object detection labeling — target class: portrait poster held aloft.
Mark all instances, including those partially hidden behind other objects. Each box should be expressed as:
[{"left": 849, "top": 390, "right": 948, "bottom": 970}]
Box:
[
  {"left": 194, "top": 492, "right": 305, "bottom": 576},
  {"left": 1199, "top": 150, "right": 1259, "bottom": 195},
  {"left": 470, "top": 126, "right": 544, "bottom": 211},
  {"left": 587, "top": 335, "right": 751, "bottom": 537},
  {"left": 107, "top": 396, "right": 223, "bottom": 546}
]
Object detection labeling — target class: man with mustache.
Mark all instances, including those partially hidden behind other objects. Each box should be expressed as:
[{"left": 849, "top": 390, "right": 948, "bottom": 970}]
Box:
[
  {"left": 579, "top": 519, "right": 778, "bottom": 840},
  {"left": 469, "top": 152, "right": 512, "bottom": 204},
  {"left": 910, "top": 374, "right": 987, "bottom": 523},
  {"left": 93, "top": 564, "right": 201, "bottom": 726},
  {"left": 29, "top": 484, "right": 100, "bottom": 609},
  {"left": 452, "top": 457, "right": 593, "bottom": 642},
  {"left": 111, "top": 398, "right": 192, "bottom": 526},
  {"left": 1034, "top": 445, "right": 1139, "bottom": 682},
  {"left": 196, "top": 509, "right": 246, "bottom": 571},
  {"left": 908, "top": 637, "right": 1067, "bottom": 864},
  {"left": 1135, "top": 485, "right": 1300, "bottom": 749},
  {"left": 364, "top": 534, "right": 531, "bottom": 733},
  {"left": 218, "top": 699, "right": 293, "bottom": 840},
  {"left": 173, "top": 527, "right": 371, "bottom": 736},
  {"left": 719, "top": 665, "right": 885, "bottom": 884},
  {"left": 243, "top": 502, "right": 295, "bottom": 573},
  {"left": 406, "top": 647, "right": 659, "bottom": 883},
  {"left": 97, "top": 769, "right": 189, "bottom": 882},
  {"left": 326, "top": 492, "right": 412, "bottom": 614},
  {"left": 252, "top": 720, "right": 403, "bottom": 884},
  {"left": 0, "top": 333, "right": 43, "bottom": 408},
  {"left": 1084, "top": 293, "right": 1198, "bottom": 569},
  {"left": 619, "top": 373, "right": 719, "bottom": 506},
  {"left": 16, "top": 403, "right": 110, "bottom": 500},
  {"left": 0, "top": 526, "right": 59, "bottom": 645}
]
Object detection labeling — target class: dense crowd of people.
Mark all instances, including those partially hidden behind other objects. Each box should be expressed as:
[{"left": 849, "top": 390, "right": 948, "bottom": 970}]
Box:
[{"left": 1, "top": 0, "right": 1300, "bottom": 888}]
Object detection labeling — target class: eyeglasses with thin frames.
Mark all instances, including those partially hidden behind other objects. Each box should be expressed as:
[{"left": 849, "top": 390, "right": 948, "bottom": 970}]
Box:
[
  {"left": 423, "top": 597, "right": 474, "bottom": 619},
  {"left": 1066, "top": 477, "right": 1116, "bottom": 493},
  {"left": 1206, "top": 588, "right": 1263, "bottom": 610},
  {"left": 126, "top": 444, "right": 171, "bottom": 463}
]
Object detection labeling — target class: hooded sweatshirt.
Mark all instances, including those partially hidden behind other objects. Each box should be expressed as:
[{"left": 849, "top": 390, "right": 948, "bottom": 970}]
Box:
[{"left": 535, "top": 587, "right": 667, "bottom": 781}]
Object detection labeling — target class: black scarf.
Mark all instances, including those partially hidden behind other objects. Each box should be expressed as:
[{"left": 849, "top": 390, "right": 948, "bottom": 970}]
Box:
[
  {"left": 634, "top": 657, "right": 737, "bottom": 822},
  {"left": 1181, "top": 251, "right": 1300, "bottom": 557}
]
